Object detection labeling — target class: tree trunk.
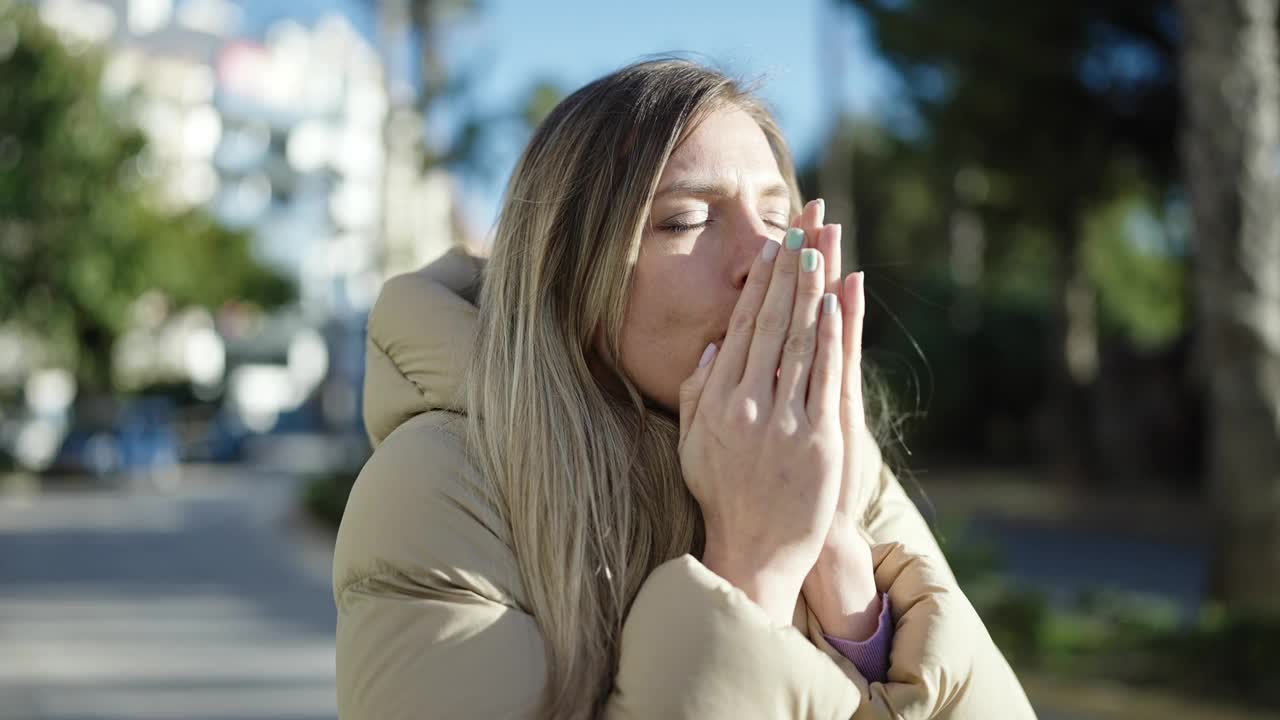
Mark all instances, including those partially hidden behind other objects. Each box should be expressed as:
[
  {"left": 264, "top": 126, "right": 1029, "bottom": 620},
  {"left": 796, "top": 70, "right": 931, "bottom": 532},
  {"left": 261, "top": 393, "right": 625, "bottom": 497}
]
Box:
[
  {"left": 818, "top": 117, "right": 859, "bottom": 272},
  {"left": 1043, "top": 205, "right": 1100, "bottom": 485},
  {"left": 1178, "top": 0, "right": 1280, "bottom": 613}
]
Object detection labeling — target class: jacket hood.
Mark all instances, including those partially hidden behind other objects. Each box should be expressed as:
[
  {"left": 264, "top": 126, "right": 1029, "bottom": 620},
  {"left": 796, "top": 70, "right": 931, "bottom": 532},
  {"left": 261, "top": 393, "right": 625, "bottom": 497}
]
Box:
[{"left": 362, "top": 248, "right": 484, "bottom": 448}]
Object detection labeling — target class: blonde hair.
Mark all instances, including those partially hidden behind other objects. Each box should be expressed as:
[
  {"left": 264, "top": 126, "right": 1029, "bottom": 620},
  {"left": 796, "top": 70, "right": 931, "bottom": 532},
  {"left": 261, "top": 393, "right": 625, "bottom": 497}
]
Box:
[{"left": 465, "top": 58, "right": 803, "bottom": 718}]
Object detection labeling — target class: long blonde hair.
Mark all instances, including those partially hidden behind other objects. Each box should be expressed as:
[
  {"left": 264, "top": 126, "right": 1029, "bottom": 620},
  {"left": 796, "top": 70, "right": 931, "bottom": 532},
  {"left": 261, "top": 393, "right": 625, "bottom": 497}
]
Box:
[{"left": 465, "top": 59, "right": 803, "bottom": 718}]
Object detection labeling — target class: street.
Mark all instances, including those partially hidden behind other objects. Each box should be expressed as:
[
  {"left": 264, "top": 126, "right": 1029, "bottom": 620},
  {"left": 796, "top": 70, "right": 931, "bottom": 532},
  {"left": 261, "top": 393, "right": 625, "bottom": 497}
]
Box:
[
  {"left": 0, "top": 469, "right": 338, "bottom": 720},
  {"left": 0, "top": 467, "right": 1200, "bottom": 720}
]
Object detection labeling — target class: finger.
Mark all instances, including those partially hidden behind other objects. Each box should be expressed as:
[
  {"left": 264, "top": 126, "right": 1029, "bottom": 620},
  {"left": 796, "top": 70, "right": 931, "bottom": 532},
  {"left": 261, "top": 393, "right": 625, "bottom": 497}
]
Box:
[
  {"left": 679, "top": 342, "right": 718, "bottom": 445},
  {"left": 778, "top": 201, "right": 809, "bottom": 382},
  {"left": 807, "top": 292, "right": 842, "bottom": 422},
  {"left": 819, "top": 223, "right": 842, "bottom": 296},
  {"left": 741, "top": 227, "right": 805, "bottom": 394},
  {"left": 801, "top": 198, "right": 825, "bottom": 249},
  {"left": 708, "top": 236, "right": 782, "bottom": 397},
  {"left": 841, "top": 272, "right": 867, "bottom": 430},
  {"left": 775, "top": 247, "right": 825, "bottom": 418}
]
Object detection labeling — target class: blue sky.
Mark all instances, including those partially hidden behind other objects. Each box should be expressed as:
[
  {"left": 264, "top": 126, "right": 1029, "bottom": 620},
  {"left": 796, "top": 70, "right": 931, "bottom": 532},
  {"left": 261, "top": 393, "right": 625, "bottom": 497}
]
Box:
[
  {"left": 235, "top": 0, "right": 376, "bottom": 38},
  {"left": 233, "top": 0, "right": 897, "bottom": 235},
  {"left": 437, "top": 0, "right": 896, "bottom": 235}
]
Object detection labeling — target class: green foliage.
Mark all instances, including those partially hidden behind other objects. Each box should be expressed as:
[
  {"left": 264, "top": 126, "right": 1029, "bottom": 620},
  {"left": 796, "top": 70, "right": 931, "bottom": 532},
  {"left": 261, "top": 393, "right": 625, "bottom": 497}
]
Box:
[
  {"left": 842, "top": 0, "right": 1186, "bottom": 338},
  {"left": 521, "top": 80, "right": 564, "bottom": 130},
  {"left": 302, "top": 440, "right": 369, "bottom": 529},
  {"left": 303, "top": 469, "right": 358, "bottom": 530},
  {"left": 942, "top": 526, "right": 1280, "bottom": 710},
  {"left": 1031, "top": 596, "right": 1280, "bottom": 709},
  {"left": 1084, "top": 192, "right": 1188, "bottom": 351},
  {"left": 848, "top": 0, "right": 1180, "bottom": 218},
  {"left": 863, "top": 270, "right": 1051, "bottom": 463},
  {"left": 832, "top": 3, "right": 1195, "bottom": 466},
  {"left": 0, "top": 5, "right": 291, "bottom": 391}
]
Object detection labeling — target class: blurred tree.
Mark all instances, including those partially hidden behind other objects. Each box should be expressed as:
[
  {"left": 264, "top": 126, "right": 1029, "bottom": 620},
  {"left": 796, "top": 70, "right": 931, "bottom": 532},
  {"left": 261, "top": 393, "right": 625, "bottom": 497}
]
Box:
[
  {"left": 0, "top": 5, "right": 291, "bottom": 393},
  {"left": 373, "top": 0, "right": 562, "bottom": 174},
  {"left": 371, "top": 0, "right": 562, "bottom": 262},
  {"left": 845, "top": 0, "right": 1182, "bottom": 482},
  {"left": 423, "top": 74, "right": 566, "bottom": 182},
  {"left": 519, "top": 79, "right": 564, "bottom": 130},
  {"left": 1178, "top": 0, "right": 1280, "bottom": 613}
]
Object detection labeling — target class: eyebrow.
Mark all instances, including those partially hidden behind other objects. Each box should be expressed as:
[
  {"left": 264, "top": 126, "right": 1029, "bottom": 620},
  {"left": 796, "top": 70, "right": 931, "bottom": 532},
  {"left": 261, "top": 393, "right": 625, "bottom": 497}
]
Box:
[{"left": 654, "top": 178, "right": 791, "bottom": 201}]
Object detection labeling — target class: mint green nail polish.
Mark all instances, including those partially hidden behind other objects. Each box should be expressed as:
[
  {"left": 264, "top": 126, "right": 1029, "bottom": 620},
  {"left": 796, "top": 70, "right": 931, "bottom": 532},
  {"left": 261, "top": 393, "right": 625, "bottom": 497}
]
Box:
[
  {"left": 785, "top": 227, "right": 804, "bottom": 250},
  {"left": 801, "top": 248, "right": 819, "bottom": 273}
]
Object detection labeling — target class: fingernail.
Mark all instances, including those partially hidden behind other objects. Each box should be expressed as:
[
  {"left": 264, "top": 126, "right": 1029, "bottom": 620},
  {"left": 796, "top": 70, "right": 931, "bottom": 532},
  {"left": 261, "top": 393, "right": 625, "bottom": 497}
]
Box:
[
  {"left": 801, "top": 248, "right": 819, "bottom": 273},
  {"left": 761, "top": 238, "right": 780, "bottom": 262},
  {"left": 698, "top": 342, "right": 717, "bottom": 368},
  {"left": 822, "top": 293, "right": 837, "bottom": 315},
  {"left": 815, "top": 198, "right": 825, "bottom": 219},
  {"left": 785, "top": 227, "right": 804, "bottom": 250}
]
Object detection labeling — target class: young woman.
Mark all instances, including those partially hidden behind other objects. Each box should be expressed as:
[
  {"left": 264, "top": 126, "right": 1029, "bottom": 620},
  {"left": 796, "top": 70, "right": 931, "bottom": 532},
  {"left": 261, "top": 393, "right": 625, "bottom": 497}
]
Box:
[{"left": 333, "top": 59, "right": 1037, "bottom": 719}]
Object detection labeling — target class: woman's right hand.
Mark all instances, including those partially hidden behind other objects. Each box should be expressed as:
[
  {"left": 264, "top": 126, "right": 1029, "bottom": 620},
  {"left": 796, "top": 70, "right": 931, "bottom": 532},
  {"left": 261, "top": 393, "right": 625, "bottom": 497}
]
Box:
[{"left": 677, "top": 218, "right": 846, "bottom": 626}]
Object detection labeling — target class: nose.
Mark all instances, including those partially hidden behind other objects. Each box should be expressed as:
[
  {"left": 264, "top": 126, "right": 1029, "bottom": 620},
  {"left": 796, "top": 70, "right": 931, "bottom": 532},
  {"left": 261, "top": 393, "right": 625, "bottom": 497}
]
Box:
[{"left": 728, "top": 211, "right": 777, "bottom": 290}]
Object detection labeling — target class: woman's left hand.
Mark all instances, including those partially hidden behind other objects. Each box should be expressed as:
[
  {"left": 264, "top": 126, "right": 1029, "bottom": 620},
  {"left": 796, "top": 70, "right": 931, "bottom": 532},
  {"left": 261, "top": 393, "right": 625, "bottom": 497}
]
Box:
[{"left": 793, "top": 199, "right": 882, "bottom": 642}]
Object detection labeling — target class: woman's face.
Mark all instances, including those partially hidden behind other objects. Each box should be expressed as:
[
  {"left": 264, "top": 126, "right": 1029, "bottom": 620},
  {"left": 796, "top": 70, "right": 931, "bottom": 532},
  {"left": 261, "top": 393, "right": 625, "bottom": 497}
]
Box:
[{"left": 619, "top": 107, "right": 793, "bottom": 413}]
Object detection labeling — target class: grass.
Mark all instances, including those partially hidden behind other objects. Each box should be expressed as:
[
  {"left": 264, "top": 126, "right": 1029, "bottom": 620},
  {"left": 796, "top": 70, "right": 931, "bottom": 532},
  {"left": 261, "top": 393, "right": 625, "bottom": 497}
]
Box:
[{"left": 944, "top": 525, "right": 1280, "bottom": 712}]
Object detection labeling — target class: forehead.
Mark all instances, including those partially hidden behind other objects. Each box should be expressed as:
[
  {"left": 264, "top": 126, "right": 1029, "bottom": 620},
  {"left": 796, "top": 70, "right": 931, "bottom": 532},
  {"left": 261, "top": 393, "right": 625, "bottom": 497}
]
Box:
[{"left": 658, "top": 107, "right": 783, "bottom": 187}]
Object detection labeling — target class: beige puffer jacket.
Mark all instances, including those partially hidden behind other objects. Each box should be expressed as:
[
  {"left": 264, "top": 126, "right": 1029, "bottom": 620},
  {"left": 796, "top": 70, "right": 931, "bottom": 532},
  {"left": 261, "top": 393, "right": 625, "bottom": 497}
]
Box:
[{"left": 332, "top": 249, "right": 1038, "bottom": 719}]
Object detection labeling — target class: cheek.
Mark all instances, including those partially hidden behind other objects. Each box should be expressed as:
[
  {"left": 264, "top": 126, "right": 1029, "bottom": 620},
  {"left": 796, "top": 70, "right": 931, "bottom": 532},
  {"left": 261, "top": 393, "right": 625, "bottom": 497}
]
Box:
[
  {"left": 621, "top": 256, "right": 722, "bottom": 407},
  {"left": 626, "top": 267, "right": 705, "bottom": 354}
]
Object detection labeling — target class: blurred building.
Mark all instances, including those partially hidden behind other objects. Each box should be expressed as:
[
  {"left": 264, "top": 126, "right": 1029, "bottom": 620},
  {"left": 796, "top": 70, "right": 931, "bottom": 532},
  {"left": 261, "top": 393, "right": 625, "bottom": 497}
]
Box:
[
  {"left": 33, "top": 0, "right": 456, "bottom": 320},
  {"left": 214, "top": 11, "right": 389, "bottom": 318},
  {"left": 25, "top": 0, "right": 458, "bottom": 447},
  {"left": 37, "top": 0, "right": 236, "bottom": 210}
]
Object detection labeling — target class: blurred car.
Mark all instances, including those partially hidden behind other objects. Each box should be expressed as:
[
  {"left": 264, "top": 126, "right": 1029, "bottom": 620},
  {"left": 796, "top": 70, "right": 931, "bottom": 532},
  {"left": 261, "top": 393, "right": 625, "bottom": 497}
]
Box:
[{"left": 46, "top": 397, "right": 180, "bottom": 484}]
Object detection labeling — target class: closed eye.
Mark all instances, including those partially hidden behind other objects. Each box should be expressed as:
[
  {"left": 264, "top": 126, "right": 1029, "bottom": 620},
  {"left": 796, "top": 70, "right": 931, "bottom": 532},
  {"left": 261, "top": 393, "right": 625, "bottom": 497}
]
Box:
[
  {"left": 659, "top": 217, "right": 789, "bottom": 234},
  {"left": 661, "top": 219, "right": 709, "bottom": 233}
]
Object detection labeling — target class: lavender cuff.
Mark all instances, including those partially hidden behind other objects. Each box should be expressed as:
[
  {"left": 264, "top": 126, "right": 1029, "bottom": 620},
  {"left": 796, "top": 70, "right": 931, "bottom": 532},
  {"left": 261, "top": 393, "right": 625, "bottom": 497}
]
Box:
[{"left": 822, "top": 592, "right": 893, "bottom": 683}]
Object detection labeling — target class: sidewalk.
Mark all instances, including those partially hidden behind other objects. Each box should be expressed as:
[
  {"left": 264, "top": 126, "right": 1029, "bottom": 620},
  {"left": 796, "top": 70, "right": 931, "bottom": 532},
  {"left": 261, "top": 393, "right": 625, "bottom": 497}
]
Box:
[
  {"left": 0, "top": 465, "right": 1249, "bottom": 720},
  {"left": 0, "top": 466, "right": 338, "bottom": 720},
  {"left": 913, "top": 470, "right": 1210, "bottom": 619}
]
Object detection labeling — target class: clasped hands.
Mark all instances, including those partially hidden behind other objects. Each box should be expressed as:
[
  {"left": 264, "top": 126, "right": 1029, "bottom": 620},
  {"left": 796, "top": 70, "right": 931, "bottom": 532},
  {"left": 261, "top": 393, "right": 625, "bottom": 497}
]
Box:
[{"left": 678, "top": 198, "right": 880, "bottom": 639}]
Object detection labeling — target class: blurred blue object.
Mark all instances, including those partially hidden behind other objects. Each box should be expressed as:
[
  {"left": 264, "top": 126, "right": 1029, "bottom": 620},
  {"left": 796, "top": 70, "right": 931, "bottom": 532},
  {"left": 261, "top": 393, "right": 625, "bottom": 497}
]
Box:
[
  {"left": 48, "top": 397, "right": 180, "bottom": 482},
  {"left": 200, "top": 407, "right": 252, "bottom": 463}
]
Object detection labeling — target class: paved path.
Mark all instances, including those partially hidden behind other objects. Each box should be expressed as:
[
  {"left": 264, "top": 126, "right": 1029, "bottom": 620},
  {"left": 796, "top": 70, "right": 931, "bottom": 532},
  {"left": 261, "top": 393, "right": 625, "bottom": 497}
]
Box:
[
  {"left": 1, "top": 464, "right": 1196, "bottom": 720},
  {"left": 0, "top": 468, "right": 337, "bottom": 720}
]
